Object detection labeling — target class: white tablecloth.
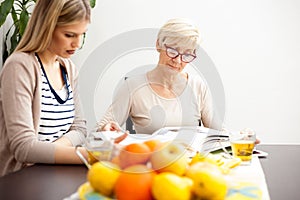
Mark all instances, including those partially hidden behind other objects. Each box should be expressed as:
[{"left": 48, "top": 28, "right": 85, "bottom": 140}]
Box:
[{"left": 226, "top": 156, "right": 270, "bottom": 200}]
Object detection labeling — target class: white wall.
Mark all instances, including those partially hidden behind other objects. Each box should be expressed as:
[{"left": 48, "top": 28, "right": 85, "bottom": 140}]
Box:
[{"left": 2, "top": 0, "right": 296, "bottom": 144}]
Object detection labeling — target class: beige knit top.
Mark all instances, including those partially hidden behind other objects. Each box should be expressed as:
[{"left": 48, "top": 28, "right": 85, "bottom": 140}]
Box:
[{"left": 0, "top": 52, "right": 86, "bottom": 176}]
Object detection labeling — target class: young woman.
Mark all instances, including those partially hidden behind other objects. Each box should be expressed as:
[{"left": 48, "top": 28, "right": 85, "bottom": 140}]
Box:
[{"left": 0, "top": 0, "right": 91, "bottom": 176}]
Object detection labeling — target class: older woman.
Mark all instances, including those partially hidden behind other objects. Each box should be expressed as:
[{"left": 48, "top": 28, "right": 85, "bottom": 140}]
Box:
[{"left": 98, "top": 18, "right": 221, "bottom": 134}]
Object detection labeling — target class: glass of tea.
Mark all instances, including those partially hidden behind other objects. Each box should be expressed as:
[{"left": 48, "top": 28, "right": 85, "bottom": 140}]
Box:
[
  {"left": 230, "top": 129, "right": 256, "bottom": 165},
  {"left": 75, "top": 131, "right": 115, "bottom": 168}
]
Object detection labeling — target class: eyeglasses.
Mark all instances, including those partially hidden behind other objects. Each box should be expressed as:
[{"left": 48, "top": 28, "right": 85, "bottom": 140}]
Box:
[{"left": 164, "top": 45, "right": 196, "bottom": 63}]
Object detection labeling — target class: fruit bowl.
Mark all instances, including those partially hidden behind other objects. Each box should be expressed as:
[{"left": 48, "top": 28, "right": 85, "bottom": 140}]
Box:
[
  {"left": 74, "top": 131, "right": 257, "bottom": 200},
  {"left": 76, "top": 134, "right": 193, "bottom": 200}
]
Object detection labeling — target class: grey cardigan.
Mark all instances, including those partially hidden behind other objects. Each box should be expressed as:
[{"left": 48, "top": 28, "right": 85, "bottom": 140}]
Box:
[{"left": 0, "top": 52, "right": 87, "bottom": 176}]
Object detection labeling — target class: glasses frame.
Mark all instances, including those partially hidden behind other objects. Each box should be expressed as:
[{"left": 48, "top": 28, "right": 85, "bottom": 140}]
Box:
[{"left": 164, "top": 44, "right": 197, "bottom": 63}]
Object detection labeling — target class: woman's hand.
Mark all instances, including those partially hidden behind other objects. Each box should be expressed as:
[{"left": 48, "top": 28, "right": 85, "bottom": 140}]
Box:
[
  {"left": 100, "top": 121, "right": 129, "bottom": 143},
  {"left": 114, "top": 131, "right": 129, "bottom": 143},
  {"left": 255, "top": 138, "right": 261, "bottom": 145},
  {"left": 101, "top": 121, "right": 122, "bottom": 132}
]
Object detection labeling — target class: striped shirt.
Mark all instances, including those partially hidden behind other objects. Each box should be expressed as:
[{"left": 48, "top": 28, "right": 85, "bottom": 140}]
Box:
[{"left": 36, "top": 56, "right": 75, "bottom": 143}]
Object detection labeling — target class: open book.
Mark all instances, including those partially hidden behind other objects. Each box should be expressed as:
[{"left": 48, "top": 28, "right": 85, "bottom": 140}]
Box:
[{"left": 153, "top": 126, "right": 231, "bottom": 155}]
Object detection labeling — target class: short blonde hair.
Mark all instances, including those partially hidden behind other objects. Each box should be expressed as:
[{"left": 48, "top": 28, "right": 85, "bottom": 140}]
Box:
[
  {"left": 157, "top": 18, "right": 201, "bottom": 51},
  {"left": 15, "top": 0, "right": 91, "bottom": 53}
]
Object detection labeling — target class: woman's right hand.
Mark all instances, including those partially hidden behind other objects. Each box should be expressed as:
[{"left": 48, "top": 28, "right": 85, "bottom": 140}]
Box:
[
  {"left": 100, "top": 121, "right": 128, "bottom": 143},
  {"left": 101, "top": 121, "right": 122, "bottom": 131}
]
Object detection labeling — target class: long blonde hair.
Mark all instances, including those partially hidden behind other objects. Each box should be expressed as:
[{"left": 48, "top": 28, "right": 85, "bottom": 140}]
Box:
[{"left": 15, "top": 0, "right": 91, "bottom": 53}]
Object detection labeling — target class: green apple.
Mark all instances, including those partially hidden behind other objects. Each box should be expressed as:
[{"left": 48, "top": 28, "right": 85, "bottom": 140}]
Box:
[{"left": 150, "top": 141, "right": 188, "bottom": 175}]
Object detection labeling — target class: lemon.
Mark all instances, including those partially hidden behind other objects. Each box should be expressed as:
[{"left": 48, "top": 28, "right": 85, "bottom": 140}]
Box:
[
  {"left": 77, "top": 182, "right": 114, "bottom": 200},
  {"left": 190, "top": 151, "right": 206, "bottom": 165},
  {"left": 190, "top": 152, "right": 225, "bottom": 166},
  {"left": 78, "top": 182, "right": 94, "bottom": 200},
  {"left": 186, "top": 162, "right": 227, "bottom": 200},
  {"left": 87, "top": 161, "right": 121, "bottom": 197},
  {"left": 151, "top": 172, "right": 192, "bottom": 200}
]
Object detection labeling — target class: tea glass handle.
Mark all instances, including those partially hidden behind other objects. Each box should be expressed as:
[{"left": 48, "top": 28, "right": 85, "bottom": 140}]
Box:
[{"left": 75, "top": 145, "right": 91, "bottom": 169}]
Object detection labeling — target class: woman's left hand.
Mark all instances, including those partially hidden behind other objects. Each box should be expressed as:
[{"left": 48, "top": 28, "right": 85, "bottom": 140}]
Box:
[
  {"left": 114, "top": 131, "right": 129, "bottom": 143},
  {"left": 255, "top": 138, "right": 261, "bottom": 145}
]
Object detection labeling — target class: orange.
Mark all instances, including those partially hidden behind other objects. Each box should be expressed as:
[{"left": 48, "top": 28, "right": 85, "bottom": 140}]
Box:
[
  {"left": 119, "top": 143, "right": 151, "bottom": 169},
  {"left": 114, "top": 164, "right": 156, "bottom": 200},
  {"left": 143, "top": 139, "right": 164, "bottom": 152}
]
